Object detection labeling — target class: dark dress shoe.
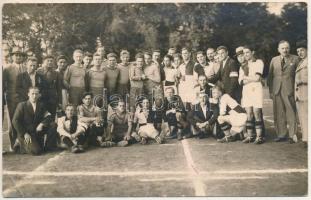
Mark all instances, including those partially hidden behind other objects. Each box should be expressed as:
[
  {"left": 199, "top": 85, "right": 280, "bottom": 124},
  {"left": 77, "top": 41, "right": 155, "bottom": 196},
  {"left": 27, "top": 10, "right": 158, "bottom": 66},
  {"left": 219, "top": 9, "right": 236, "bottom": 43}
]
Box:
[{"left": 274, "top": 137, "right": 287, "bottom": 142}]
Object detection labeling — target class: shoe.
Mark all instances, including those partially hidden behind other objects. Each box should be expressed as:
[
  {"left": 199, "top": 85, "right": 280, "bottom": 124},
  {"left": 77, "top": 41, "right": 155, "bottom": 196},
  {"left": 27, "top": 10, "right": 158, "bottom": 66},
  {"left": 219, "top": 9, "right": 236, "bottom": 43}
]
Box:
[
  {"left": 117, "top": 140, "right": 129, "bottom": 147},
  {"left": 71, "top": 145, "right": 80, "bottom": 153},
  {"left": 183, "top": 133, "right": 192, "bottom": 139},
  {"left": 177, "top": 131, "right": 183, "bottom": 141},
  {"left": 58, "top": 142, "right": 68, "bottom": 149},
  {"left": 140, "top": 137, "right": 147, "bottom": 145},
  {"left": 77, "top": 145, "right": 85, "bottom": 152},
  {"left": 253, "top": 137, "right": 264, "bottom": 144},
  {"left": 165, "top": 134, "right": 177, "bottom": 139},
  {"left": 100, "top": 141, "right": 116, "bottom": 148},
  {"left": 132, "top": 132, "right": 141, "bottom": 142},
  {"left": 155, "top": 135, "right": 163, "bottom": 144},
  {"left": 292, "top": 134, "right": 298, "bottom": 143},
  {"left": 239, "top": 132, "right": 245, "bottom": 140},
  {"left": 288, "top": 138, "right": 295, "bottom": 144},
  {"left": 217, "top": 136, "right": 234, "bottom": 143},
  {"left": 242, "top": 137, "right": 255, "bottom": 143},
  {"left": 197, "top": 132, "right": 206, "bottom": 139},
  {"left": 274, "top": 137, "right": 287, "bottom": 142},
  {"left": 11, "top": 140, "right": 21, "bottom": 153}
]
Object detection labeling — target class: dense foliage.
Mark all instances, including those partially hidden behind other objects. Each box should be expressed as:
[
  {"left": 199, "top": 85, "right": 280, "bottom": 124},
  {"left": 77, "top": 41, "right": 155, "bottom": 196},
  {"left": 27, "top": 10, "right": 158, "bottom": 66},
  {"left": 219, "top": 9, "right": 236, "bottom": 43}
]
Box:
[{"left": 2, "top": 2, "right": 307, "bottom": 67}]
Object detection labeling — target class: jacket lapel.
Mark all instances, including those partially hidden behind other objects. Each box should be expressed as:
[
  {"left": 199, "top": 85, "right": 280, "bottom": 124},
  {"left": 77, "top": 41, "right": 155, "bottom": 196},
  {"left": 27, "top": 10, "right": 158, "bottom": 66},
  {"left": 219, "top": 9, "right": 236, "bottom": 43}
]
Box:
[{"left": 296, "top": 58, "right": 307, "bottom": 72}]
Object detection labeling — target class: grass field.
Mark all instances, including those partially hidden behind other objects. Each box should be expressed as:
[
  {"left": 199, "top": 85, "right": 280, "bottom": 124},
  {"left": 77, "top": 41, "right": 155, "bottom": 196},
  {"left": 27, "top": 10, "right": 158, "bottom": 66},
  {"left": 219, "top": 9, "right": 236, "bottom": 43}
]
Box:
[{"left": 2, "top": 88, "right": 308, "bottom": 197}]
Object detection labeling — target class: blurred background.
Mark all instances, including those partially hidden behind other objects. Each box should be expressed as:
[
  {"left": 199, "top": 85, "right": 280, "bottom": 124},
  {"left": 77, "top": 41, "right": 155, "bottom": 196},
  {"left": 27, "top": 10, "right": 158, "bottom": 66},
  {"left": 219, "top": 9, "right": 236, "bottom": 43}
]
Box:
[{"left": 2, "top": 2, "right": 307, "bottom": 76}]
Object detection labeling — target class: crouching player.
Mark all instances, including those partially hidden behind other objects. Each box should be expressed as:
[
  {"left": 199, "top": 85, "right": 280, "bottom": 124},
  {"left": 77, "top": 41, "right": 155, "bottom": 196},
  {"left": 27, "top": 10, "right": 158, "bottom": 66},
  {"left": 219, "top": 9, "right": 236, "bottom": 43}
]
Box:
[
  {"left": 163, "top": 87, "right": 188, "bottom": 140},
  {"left": 189, "top": 92, "right": 219, "bottom": 139},
  {"left": 57, "top": 104, "right": 88, "bottom": 153},
  {"left": 211, "top": 86, "right": 247, "bottom": 143},
  {"left": 77, "top": 92, "right": 107, "bottom": 147},
  {"left": 105, "top": 100, "right": 136, "bottom": 147},
  {"left": 133, "top": 98, "right": 163, "bottom": 145}
]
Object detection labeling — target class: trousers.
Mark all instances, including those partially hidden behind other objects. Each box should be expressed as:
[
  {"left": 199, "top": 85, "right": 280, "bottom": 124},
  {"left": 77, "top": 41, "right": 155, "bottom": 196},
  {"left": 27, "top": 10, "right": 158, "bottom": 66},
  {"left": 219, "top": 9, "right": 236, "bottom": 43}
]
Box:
[{"left": 272, "top": 87, "right": 297, "bottom": 138}]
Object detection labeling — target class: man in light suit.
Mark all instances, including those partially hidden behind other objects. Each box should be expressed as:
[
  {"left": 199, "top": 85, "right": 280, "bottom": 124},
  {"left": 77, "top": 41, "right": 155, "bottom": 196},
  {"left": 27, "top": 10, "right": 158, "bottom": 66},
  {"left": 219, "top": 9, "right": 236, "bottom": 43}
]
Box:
[
  {"left": 295, "top": 40, "right": 308, "bottom": 148},
  {"left": 267, "top": 40, "right": 299, "bottom": 143}
]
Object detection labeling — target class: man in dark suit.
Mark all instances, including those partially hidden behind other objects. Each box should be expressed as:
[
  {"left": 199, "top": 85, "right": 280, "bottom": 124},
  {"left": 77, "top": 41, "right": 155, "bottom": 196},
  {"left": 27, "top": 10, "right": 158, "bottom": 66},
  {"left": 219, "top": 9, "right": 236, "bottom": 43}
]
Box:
[
  {"left": 267, "top": 40, "right": 299, "bottom": 143},
  {"left": 212, "top": 46, "right": 241, "bottom": 103},
  {"left": 12, "top": 87, "right": 57, "bottom": 155},
  {"left": 16, "top": 57, "right": 38, "bottom": 102},
  {"left": 36, "top": 55, "right": 62, "bottom": 118},
  {"left": 188, "top": 92, "right": 219, "bottom": 139}
]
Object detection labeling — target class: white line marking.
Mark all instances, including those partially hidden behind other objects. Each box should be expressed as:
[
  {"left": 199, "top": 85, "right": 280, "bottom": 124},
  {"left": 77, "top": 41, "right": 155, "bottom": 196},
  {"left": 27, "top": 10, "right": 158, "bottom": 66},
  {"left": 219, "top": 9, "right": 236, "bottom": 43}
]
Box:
[
  {"left": 202, "top": 168, "right": 308, "bottom": 175},
  {"left": 3, "top": 168, "right": 307, "bottom": 177},
  {"left": 3, "top": 170, "right": 188, "bottom": 177},
  {"left": 3, "top": 152, "right": 66, "bottom": 197},
  {"left": 181, "top": 139, "right": 206, "bottom": 196},
  {"left": 139, "top": 176, "right": 268, "bottom": 182}
]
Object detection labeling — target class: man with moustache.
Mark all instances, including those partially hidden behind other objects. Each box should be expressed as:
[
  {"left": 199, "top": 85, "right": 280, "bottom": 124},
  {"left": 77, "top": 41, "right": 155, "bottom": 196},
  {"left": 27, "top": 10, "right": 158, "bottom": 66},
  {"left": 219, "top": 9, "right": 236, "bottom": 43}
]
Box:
[{"left": 267, "top": 40, "right": 299, "bottom": 143}]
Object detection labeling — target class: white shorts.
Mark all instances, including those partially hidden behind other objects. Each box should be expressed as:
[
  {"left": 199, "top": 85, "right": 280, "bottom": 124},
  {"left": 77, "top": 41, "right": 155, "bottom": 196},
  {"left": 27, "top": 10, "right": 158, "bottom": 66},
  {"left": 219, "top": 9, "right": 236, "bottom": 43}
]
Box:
[
  {"left": 241, "top": 83, "right": 263, "bottom": 108},
  {"left": 218, "top": 112, "right": 247, "bottom": 133},
  {"left": 138, "top": 123, "right": 159, "bottom": 139}
]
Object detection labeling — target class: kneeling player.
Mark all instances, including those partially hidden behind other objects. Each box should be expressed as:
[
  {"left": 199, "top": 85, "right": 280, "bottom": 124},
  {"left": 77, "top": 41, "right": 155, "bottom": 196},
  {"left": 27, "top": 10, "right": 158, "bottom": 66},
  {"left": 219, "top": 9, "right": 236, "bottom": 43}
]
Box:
[
  {"left": 105, "top": 100, "right": 136, "bottom": 147},
  {"left": 133, "top": 98, "right": 163, "bottom": 144},
  {"left": 57, "top": 104, "right": 88, "bottom": 153},
  {"left": 163, "top": 87, "right": 188, "bottom": 140},
  {"left": 77, "top": 92, "right": 106, "bottom": 147},
  {"left": 211, "top": 86, "right": 247, "bottom": 143}
]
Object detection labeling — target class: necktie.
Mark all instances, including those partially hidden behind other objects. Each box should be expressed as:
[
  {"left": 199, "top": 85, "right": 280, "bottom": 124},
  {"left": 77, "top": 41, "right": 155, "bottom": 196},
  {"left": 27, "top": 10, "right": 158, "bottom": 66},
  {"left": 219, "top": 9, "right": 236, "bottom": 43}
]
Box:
[{"left": 281, "top": 57, "right": 285, "bottom": 70}]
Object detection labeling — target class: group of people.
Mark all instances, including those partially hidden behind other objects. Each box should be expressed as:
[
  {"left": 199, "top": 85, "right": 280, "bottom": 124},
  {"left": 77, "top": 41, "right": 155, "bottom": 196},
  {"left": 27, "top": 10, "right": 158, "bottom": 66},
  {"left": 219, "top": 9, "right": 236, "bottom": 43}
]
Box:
[{"left": 2, "top": 39, "right": 308, "bottom": 155}]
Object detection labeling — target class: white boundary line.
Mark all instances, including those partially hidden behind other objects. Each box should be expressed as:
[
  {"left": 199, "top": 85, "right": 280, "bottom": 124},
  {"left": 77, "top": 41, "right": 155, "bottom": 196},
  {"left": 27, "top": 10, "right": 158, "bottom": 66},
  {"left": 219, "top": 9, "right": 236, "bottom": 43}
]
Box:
[
  {"left": 181, "top": 139, "right": 206, "bottom": 196},
  {"left": 3, "top": 168, "right": 307, "bottom": 177},
  {"left": 2, "top": 151, "right": 66, "bottom": 197}
]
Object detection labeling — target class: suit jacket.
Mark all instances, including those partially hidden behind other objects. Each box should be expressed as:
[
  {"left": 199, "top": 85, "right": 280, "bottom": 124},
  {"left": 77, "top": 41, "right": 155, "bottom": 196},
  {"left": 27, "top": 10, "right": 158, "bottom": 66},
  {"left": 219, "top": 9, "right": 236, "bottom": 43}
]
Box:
[
  {"left": 295, "top": 58, "right": 308, "bottom": 101},
  {"left": 12, "top": 100, "right": 52, "bottom": 137},
  {"left": 189, "top": 102, "right": 219, "bottom": 127},
  {"left": 267, "top": 54, "right": 299, "bottom": 96},
  {"left": 16, "top": 71, "right": 36, "bottom": 102},
  {"left": 36, "top": 67, "right": 62, "bottom": 104},
  {"left": 212, "top": 57, "right": 240, "bottom": 101}
]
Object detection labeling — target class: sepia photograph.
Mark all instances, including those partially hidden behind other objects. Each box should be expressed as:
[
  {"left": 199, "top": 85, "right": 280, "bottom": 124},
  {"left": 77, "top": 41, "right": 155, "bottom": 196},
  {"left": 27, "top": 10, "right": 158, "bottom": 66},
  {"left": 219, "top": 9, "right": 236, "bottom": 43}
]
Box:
[{"left": 1, "top": 0, "right": 309, "bottom": 198}]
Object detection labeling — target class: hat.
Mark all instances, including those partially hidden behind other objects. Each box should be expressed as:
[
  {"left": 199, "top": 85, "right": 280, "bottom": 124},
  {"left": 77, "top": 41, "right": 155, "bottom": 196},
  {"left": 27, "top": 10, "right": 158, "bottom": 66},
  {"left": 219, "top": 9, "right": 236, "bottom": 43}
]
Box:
[
  {"left": 11, "top": 47, "right": 25, "bottom": 55},
  {"left": 216, "top": 46, "right": 228, "bottom": 52},
  {"left": 57, "top": 55, "right": 68, "bottom": 61},
  {"left": 43, "top": 54, "right": 55, "bottom": 60},
  {"left": 235, "top": 46, "right": 244, "bottom": 57},
  {"left": 296, "top": 40, "right": 307, "bottom": 49},
  {"left": 107, "top": 53, "right": 117, "bottom": 59}
]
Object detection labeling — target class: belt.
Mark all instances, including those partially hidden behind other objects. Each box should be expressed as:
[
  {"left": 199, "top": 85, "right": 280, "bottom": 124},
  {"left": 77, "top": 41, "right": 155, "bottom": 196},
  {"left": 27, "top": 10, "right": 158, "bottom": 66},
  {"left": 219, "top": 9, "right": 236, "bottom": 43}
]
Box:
[{"left": 139, "top": 123, "right": 147, "bottom": 127}]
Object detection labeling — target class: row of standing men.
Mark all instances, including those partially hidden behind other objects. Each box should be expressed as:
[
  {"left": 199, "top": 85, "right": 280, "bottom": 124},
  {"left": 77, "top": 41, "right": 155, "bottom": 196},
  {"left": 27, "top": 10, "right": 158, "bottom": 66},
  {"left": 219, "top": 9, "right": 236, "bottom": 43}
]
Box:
[{"left": 3, "top": 40, "right": 308, "bottom": 154}]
